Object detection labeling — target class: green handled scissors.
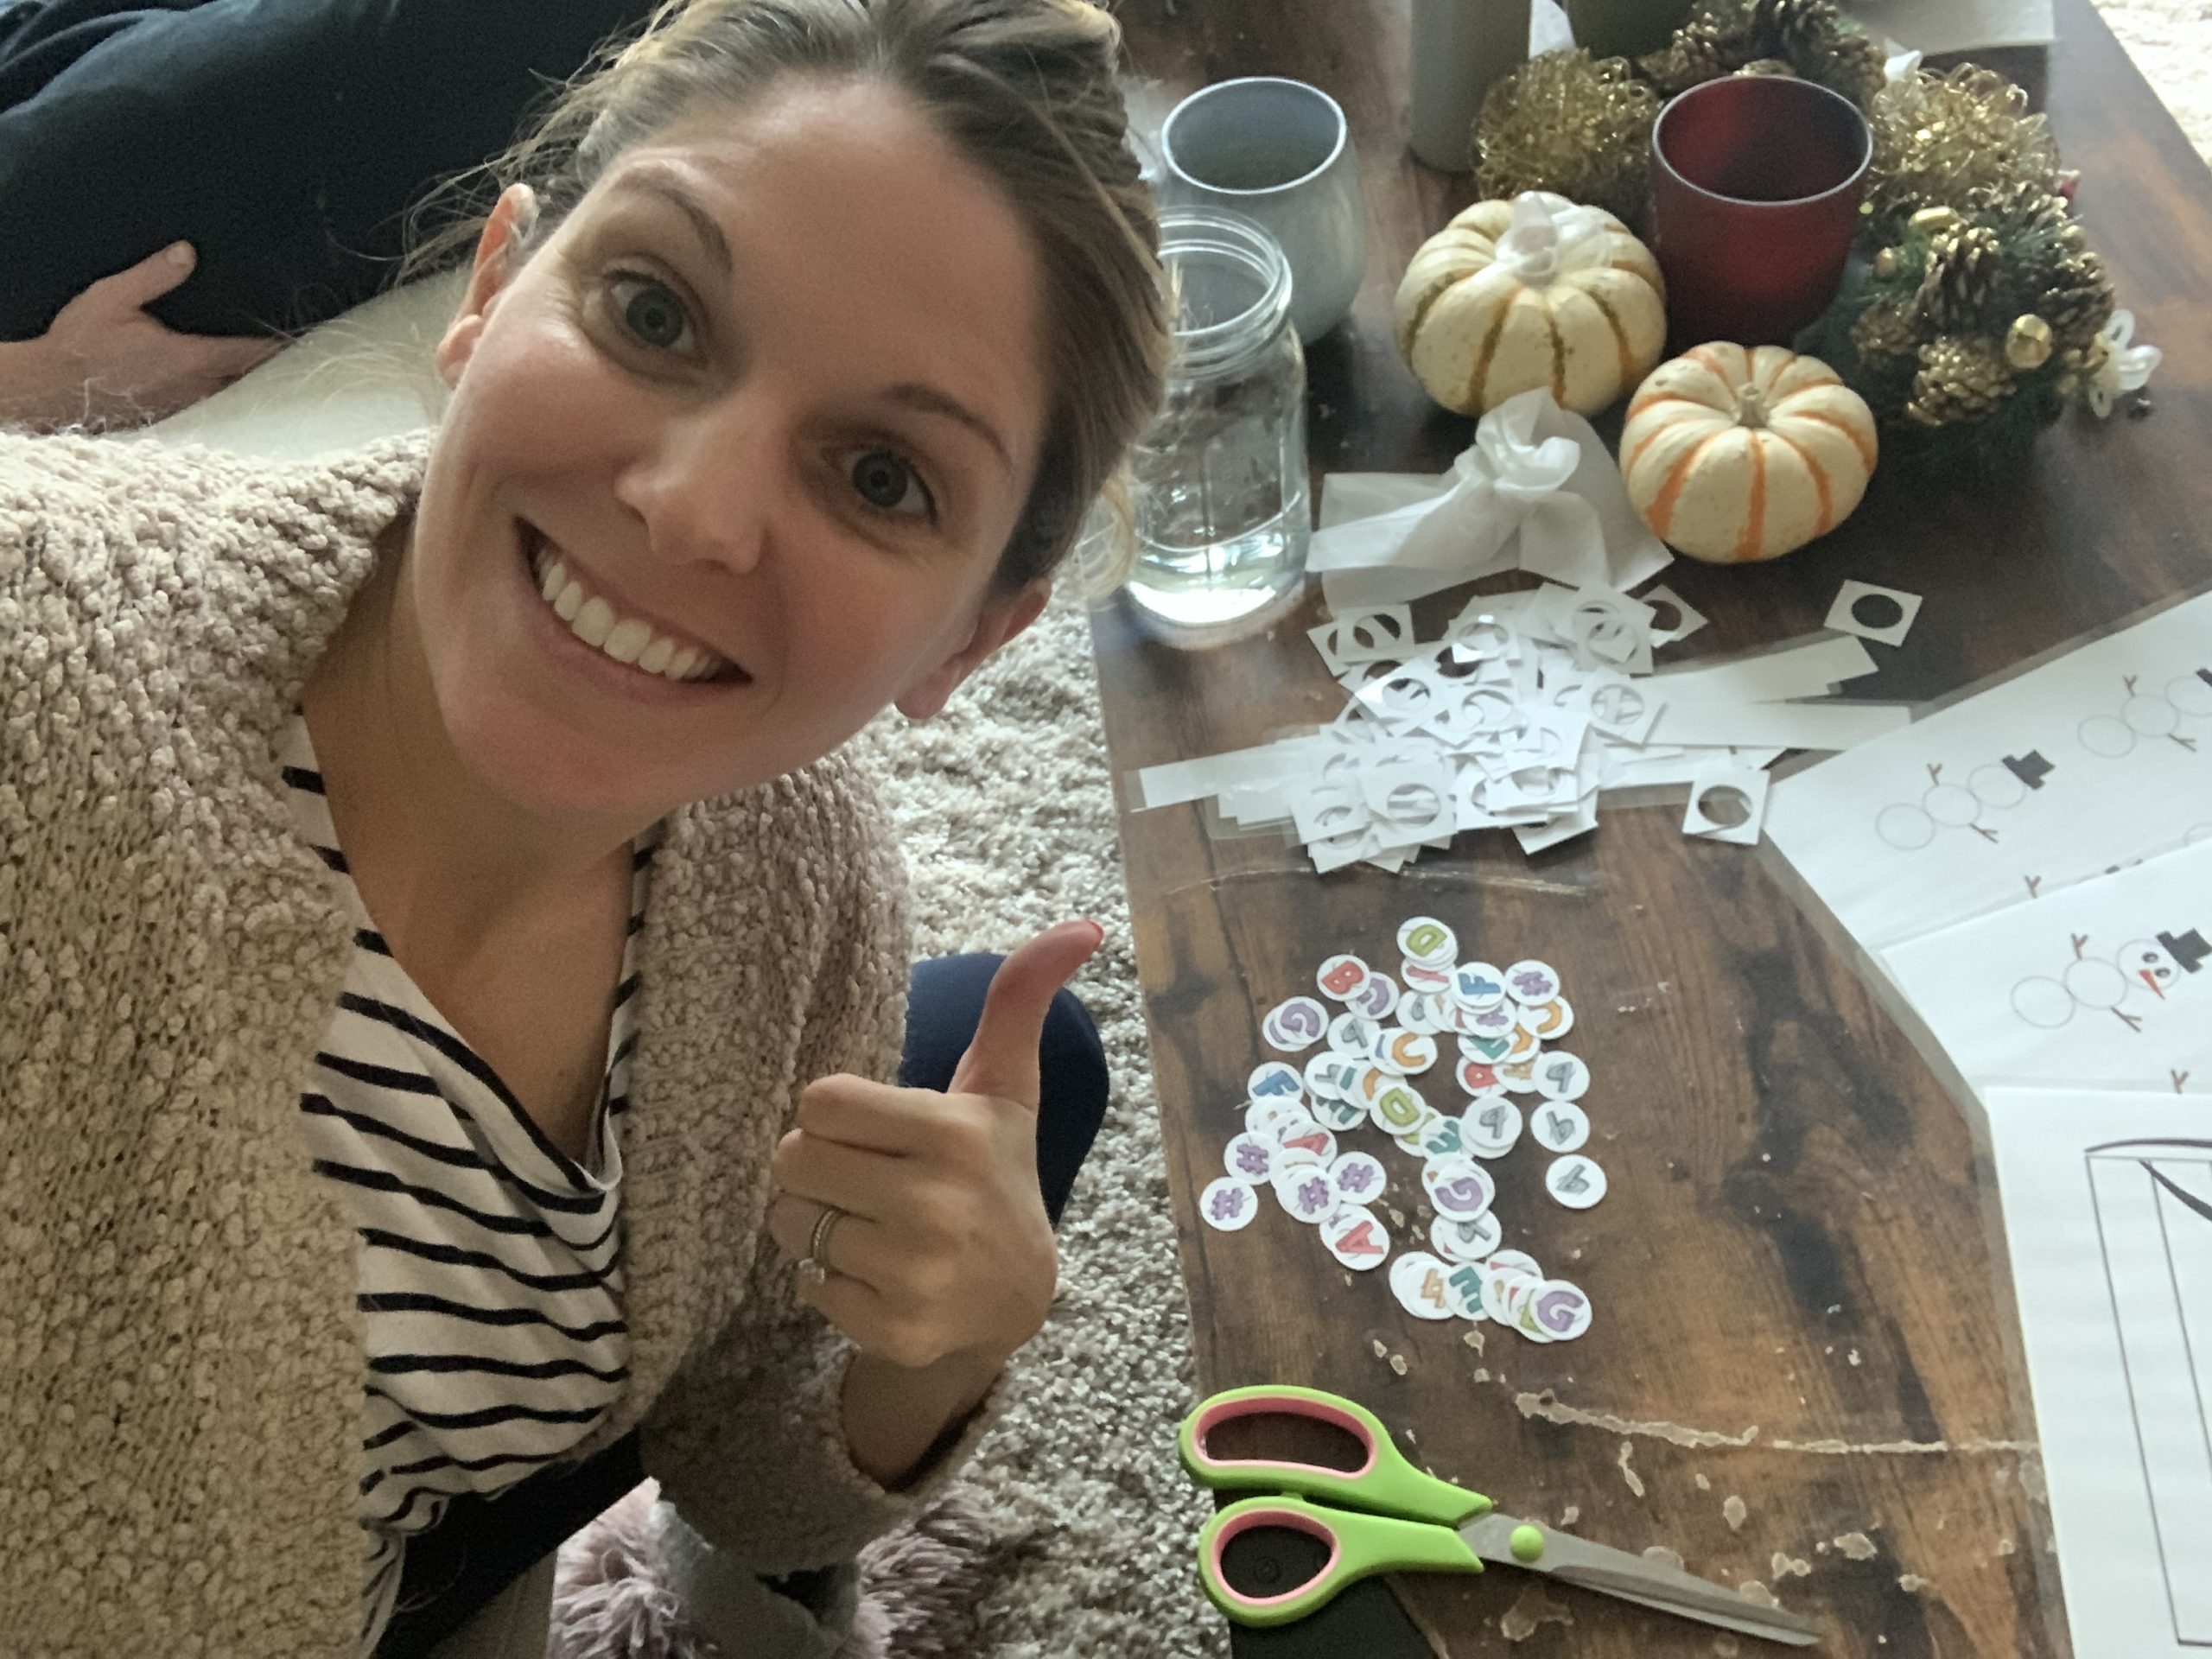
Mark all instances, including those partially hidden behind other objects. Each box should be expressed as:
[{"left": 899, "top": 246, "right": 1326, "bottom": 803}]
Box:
[{"left": 1179, "top": 1384, "right": 1821, "bottom": 1647}]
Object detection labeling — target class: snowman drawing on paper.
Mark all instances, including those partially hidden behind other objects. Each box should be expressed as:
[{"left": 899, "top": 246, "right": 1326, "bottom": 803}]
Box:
[
  {"left": 2011, "top": 928, "right": 2209, "bottom": 1032},
  {"left": 1873, "top": 753, "right": 2056, "bottom": 850},
  {"left": 2075, "top": 668, "right": 2212, "bottom": 759}
]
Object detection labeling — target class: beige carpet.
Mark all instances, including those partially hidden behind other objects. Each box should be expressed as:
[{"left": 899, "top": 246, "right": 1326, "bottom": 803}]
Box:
[{"left": 855, "top": 11, "right": 2212, "bottom": 1653}]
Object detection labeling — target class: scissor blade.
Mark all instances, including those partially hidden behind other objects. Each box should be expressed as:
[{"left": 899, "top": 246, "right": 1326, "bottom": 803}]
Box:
[{"left": 1459, "top": 1515, "right": 1821, "bottom": 1648}]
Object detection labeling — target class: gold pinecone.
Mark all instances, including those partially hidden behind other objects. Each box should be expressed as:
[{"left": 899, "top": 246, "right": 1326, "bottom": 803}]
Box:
[
  {"left": 1640, "top": 0, "right": 1881, "bottom": 104},
  {"left": 1906, "top": 335, "right": 2016, "bottom": 426},
  {"left": 1761, "top": 0, "right": 1884, "bottom": 103},
  {"left": 2037, "top": 250, "right": 2116, "bottom": 354},
  {"left": 1851, "top": 297, "right": 1919, "bottom": 361},
  {"left": 1643, "top": 21, "right": 1736, "bottom": 93},
  {"left": 1914, "top": 225, "right": 2005, "bottom": 331},
  {"left": 1966, "top": 180, "right": 2070, "bottom": 235}
]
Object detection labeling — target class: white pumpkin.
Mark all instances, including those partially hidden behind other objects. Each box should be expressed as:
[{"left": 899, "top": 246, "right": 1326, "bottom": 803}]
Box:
[
  {"left": 1621, "top": 343, "right": 1878, "bottom": 563},
  {"left": 1395, "top": 190, "right": 1668, "bottom": 418}
]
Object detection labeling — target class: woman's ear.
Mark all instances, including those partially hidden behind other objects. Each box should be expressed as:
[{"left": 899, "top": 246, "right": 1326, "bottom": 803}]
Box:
[
  {"left": 435, "top": 185, "right": 539, "bottom": 391},
  {"left": 895, "top": 581, "right": 1053, "bottom": 721}
]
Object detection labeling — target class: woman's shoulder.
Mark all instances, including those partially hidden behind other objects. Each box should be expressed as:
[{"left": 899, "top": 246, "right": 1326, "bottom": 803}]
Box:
[
  {"left": 1, "top": 426, "right": 429, "bottom": 592},
  {"left": 0, "top": 428, "right": 434, "bottom": 798},
  {"left": 0, "top": 425, "right": 429, "bottom": 660}
]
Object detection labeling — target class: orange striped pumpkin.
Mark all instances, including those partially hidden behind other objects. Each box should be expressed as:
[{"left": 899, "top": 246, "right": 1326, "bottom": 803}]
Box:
[
  {"left": 1394, "top": 191, "right": 1667, "bottom": 418},
  {"left": 1621, "top": 343, "right": 1878, "bottom": 563}
]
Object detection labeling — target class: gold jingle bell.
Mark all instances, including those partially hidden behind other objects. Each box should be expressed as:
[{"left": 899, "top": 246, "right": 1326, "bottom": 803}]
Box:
[
  {"left": 1910, "top": 206, "right": 1964, "bottom": 236},
  {"left": 2005, "top": 315, "right": 2055, "bottom": 371},
  {"left": 1872, "top": 247, "right": 1900, "bottom": 281}
]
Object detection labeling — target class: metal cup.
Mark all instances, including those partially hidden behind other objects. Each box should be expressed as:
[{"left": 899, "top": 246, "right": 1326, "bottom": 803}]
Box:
[{"left": 1157, "top": 77, "right": 1367, "bottom": 346}]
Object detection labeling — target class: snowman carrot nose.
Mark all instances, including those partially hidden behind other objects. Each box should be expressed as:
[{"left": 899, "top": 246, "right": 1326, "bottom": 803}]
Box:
[{"left": 2139, "top": 969, "right": 2168, "bottom": 998}]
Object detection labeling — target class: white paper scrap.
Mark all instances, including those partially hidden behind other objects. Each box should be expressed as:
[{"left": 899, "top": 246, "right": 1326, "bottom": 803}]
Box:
[
  {"left": 1883, "top": 836, "right": 2212, "bottom": 1097},
  {"left": 1640, "top": 583, "right": 1708, "bottom": 647},
  {"left": 1650, "top": 700, "right": 1912, "bottom": 752},
  {"left": 1653, "top": 633, "right": 1881, "bottom": 703},
  {"left": 1135, "top": 735, "right": 1328, "bottom": 810},
  {"left": 1765, "top": 589, "right": 2212, "bottom": 950},
  {"left": 1986, "top": 1085, "right": 2212, "bottom": 1658},
  {"left": 1826, "top": 580, "right": 1923, "bottom": 646},
  {"left": 1844, "top": 0, "right": 2053, "bottom": 54},
  {"left": 1682, "top": 765, "right": 1771, "bottom": 846}
]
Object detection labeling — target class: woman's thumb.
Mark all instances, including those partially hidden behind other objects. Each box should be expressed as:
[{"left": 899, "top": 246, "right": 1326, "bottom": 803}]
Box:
[
  {"left": 949, "top": 920, "right": 1105, "bottom": 1108},
  {"left": 91, "top": 243, "right": 198, "bottom": 313}
]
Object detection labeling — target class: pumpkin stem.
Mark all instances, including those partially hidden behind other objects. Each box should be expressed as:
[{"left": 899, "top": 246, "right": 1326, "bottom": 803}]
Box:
[{"left": 1735, "top": 383, "right": 1770, "bottom": 429}]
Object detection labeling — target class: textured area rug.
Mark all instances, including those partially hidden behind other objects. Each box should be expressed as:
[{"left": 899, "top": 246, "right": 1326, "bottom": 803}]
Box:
[
  {"left": 845, "top": 592, "right": 1220, "bottom": 1657},
  {"left": 2098, "top": 0, "right": 2212, "bottom": 161}
]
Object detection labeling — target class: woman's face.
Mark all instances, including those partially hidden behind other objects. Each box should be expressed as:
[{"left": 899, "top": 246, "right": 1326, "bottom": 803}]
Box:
[{"left": 418, "top": 77, "right": 1054, "bottom": 820}]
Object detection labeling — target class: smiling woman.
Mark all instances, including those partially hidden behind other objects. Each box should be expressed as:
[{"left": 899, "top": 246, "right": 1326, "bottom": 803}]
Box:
[{"left": 0, "top": 3, "right": 1170, "bottom": 1657}]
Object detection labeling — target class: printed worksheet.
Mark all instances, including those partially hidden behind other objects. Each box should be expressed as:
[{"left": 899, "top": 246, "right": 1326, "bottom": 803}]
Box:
[
  {"left": 1987, "top": 1086, "right": 2212, "bottom": 1658},
  {"left": 1883, "top": 836, "right": 2212, "bottom": 1096},
  {"left": 1767, "top": 589, "right": 2212, "bottom": 952}
]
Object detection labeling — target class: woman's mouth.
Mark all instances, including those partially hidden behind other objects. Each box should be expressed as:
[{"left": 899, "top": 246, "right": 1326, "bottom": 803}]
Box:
[{"left": 521, "top": 523, "right": 747, "bottom": 686}]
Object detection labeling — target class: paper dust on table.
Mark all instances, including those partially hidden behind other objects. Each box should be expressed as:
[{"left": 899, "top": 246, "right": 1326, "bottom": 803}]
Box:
[{"left": 1498, "top": 1582, "right": 1574, "bottom": 1642}]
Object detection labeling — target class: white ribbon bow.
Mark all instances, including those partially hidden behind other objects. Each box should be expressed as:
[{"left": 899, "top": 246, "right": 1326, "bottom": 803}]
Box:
[
  {"left": 1308, "top": 387, "right": 1670, "bottom": 608},
  {"left": 2087, "top": 309, "right": 2161, "bottom": 418}
]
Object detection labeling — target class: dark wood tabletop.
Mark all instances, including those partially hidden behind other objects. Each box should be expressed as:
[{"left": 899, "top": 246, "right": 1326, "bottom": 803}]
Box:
[{"left": 1095, "top": 0, "right": 2212, "bottom": 1654}]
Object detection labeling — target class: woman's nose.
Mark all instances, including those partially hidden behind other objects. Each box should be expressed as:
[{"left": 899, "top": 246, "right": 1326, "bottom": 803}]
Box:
[{"left": 613, "top": 398, "right": 791, "bottom": 578}]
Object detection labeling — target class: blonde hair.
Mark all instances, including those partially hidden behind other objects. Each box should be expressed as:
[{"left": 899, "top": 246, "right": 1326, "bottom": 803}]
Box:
[{"left": 391, "top": 0, "right": 1168, "bottom": 598}]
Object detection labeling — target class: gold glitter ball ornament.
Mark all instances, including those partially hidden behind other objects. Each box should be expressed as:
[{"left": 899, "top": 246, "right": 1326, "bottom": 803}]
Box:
[
  {"left": 1866, "top": 66, "right": 2063, "bottom": 241},
  {"left": 1472, "top": 50, "right": 1662, "bottom": 231},
  {"left": 2005, "top": 314, "right": 2055, "bottom": 371}
]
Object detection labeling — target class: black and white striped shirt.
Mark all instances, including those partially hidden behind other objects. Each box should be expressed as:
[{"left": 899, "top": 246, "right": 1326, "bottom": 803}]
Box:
[{"left": 280, "top": 715, "right": 655, "bottom": 1655}]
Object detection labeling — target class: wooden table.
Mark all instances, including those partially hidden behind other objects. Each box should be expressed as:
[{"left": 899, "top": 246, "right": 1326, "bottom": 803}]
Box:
[{"left": 1095, "top": 1, "right": 2212, "bottom": 1653}]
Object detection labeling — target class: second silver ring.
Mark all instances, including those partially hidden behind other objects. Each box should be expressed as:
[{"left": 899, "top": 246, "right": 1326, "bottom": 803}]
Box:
[{"left": 805, "top": 1203, "right": 846, "bottom": 1274}]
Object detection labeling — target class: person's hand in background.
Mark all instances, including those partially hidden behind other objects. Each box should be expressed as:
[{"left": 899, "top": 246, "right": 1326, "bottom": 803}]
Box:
[{"left": 0, "top": 241, "right": 285, "bottom": 433}]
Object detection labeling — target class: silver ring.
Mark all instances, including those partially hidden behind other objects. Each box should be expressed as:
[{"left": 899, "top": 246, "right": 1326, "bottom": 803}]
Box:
[{"left": 801, "top": 1204, "right": 845, "bottom": 1280}]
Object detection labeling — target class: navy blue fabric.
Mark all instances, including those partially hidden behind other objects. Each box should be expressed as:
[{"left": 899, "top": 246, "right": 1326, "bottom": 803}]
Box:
[
  {"left": 0, "top": 0, "right": 656, "bottom": 340},
  {"left": 372, "top": 953, "right": 1111, "bottom": 1657}
]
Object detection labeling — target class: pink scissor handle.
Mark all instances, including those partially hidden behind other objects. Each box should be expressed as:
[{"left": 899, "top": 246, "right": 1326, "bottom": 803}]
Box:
[
  {"left": 1204, "top": 1502, "right": 1343, "bottom": 1614},
  {"left": 1185, "top": 1388, "right": 1382, "bottom": 1484},
  {"left": 1196, "top": 1494, "right": 1488, "bottom": 1628},
  {"left": 1179, "top": 1385, "right": 1488, "bottom": 1528}
]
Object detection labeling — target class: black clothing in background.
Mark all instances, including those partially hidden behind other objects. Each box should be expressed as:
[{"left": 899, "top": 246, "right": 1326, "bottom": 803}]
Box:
[{"left": 0, "top": 0, "right": 654, "bottom": 341}]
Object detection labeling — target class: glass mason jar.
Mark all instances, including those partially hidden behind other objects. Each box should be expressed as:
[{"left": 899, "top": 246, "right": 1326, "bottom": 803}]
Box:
[{"left": 1122, "top": 207, "right": 1311, "bottom": 635}]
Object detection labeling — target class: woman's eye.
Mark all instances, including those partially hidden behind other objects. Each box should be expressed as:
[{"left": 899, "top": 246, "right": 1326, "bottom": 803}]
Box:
[
  {"left": 845, "top": 447, "right": 936, "bottom": 523},
  {"left": 607, "top": 272, "right": 694, "bottom": 353}
]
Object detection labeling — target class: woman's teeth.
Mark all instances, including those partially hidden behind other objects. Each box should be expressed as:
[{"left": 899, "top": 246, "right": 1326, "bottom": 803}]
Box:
[{"left": 531, "top": 543, "right": 730, "bottom": 683}]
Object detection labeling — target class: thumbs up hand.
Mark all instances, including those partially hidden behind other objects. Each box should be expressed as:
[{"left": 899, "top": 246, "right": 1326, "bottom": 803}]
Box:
[{"left": 768, "top": 920, "right": 1103, "bottom": 1373}]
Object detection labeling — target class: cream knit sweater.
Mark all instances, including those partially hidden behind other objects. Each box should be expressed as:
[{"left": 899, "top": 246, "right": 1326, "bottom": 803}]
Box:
[{"left": 0, "top": 426, "right": 990, "bottom": 1656}]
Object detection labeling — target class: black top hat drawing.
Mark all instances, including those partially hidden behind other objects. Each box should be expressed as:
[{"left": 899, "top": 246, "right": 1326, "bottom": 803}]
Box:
[{"left": 2159, "top": 929, "right": 2210, "bottom": 976}]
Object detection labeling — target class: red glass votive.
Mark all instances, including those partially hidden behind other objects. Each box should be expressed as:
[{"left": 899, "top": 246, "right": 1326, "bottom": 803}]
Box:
[{"left": 1649, "top": 75, "right": 1873, "bottom": 346}]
